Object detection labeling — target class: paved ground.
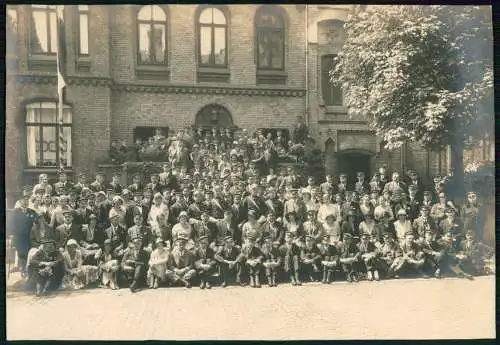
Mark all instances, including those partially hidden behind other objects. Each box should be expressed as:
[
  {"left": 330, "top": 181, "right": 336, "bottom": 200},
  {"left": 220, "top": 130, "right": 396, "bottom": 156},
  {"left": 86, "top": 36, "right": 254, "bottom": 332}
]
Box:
[{"left": 6, "top": 276, "right": 495, "bottom": 340}]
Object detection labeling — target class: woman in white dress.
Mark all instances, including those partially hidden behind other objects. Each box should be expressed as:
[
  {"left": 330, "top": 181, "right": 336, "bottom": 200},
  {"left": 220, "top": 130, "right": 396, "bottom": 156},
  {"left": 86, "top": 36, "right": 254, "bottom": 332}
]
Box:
[
  {"left": 323, "top": 214, "right": 342, "bottom": 246},
  {"left": 61, "top": 239, "right": 98, "bottom": 290},
  {"left": 147, "top": 239, "right": 170, "bottom": 288},
  {"left": 171, "top": 211, "right": 195, "bottom": 250},
  {"left": 148, "top": 193, "right": 167, "bottom": 233}
]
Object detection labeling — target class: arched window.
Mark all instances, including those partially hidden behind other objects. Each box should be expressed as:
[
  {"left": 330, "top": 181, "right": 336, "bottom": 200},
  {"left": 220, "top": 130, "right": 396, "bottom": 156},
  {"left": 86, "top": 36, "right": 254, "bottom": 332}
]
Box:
[
  {"left": 255, "top": 6, "right": 285, "bottom": 70},
  {"left": 137, "top": 5, "right": 167, "bottom": 65},
  {"left": 29, "top": 5, "right": 58, "bottom": 55},
  {"left": 25, "top": 102, "right": 72, "bottom": 168},
  {"left": 198, "top": 7, "right": 227, "bottom": 67}
]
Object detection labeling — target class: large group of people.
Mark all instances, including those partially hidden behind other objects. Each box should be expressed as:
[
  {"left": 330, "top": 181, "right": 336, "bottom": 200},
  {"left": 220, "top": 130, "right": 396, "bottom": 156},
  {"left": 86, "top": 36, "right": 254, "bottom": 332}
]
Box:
[{"left": 7, "top": 124, "right": 494, "bottom": 297}]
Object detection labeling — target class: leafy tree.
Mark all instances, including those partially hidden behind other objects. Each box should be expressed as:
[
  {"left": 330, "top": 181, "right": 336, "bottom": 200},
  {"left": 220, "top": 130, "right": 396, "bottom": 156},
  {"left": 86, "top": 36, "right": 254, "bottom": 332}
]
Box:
[{"left": 331, "top": 5, "right": 493, "bottom": 197}]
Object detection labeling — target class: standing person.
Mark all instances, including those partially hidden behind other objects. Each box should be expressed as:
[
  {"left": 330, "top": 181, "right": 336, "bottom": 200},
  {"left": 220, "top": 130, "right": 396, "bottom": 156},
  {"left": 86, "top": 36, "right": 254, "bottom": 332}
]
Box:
[
  {"left": 193, "top": 235, "right": 217, "bottom": 289},
  {"left": 27, "top": 240, "right": 64, "bottom": 296},
  {"left": 215, "top": 236, "right": 242, "bottom": 287},
  {"left": 261, "top": 235, "right": 281, "bottom": 287},
  {"left": 8, "top": 196, "right": 37, "bottom": 275},
  {"left": 121, "top": 238, "right": 149, "bottom": 292},
  {"left": 165, "top": 236, "right": 196, "bottom": 288},
  {"left": 461, "top": 191, "right": 485, "bottom": 241},
  {"left": 95, "top": 239, "right": 120, "bottom": 290},
  {"left": 147, "top": 239, "right": 170, "bottom": 289},
  {"left": 279, "top": 232, "right": 302, "bottom": 286}
]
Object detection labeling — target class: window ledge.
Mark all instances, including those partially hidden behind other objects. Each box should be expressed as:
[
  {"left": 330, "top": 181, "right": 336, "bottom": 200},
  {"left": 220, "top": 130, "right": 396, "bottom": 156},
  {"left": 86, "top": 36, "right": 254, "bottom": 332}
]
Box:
[
  {"left": 136, "top": 65, "right": 170, "bottom": 81},
  {"left": 197, "top": 67, "right": 230, "bottom": 83},
  {"left": 324, "top": 105, "right": 347, "bottom": 114},
  {"left": 76, "top": 56, "right": 91, "bottom": 73},
  {"left": 256, "top": 69, "right": 288, "bottom": 85},
  {"left": 24, "top": 167, "right": 73, "bottom": 173},
  {"left": 28, "top": 54, "right": 57, "bottom": 72}
]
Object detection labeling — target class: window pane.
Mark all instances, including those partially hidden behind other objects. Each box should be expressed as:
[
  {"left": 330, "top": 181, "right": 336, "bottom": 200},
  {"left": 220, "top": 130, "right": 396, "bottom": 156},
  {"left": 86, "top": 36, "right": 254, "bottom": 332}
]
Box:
[
  {"left": 152, "top": 24, "right": 166, "bottom": 63},
  {"left": 322, "top": 55, "right": 342, "bottom": 105},
  {"left": 199, "top": 8, "right": 213, "bottom": 24},
  {"left": 270, "top": 31, "right": 283, "bottom": 69},
  {"left": 257, "top": 31, "right": 271, "bottom": 68},
  {"left": 138, "top": 6, "right": 152, "bottom": 21},
  {"left": 258, "top": 13, "right": 281, "bottom": 27},
  {"left": 63, "top": 108, "right": 72, "bottom": 124},
  {"left": 49, "top": 12, "right": 57, "bottom": 53},
  {"left": 151, "top": 5, "right": 166, "bottom": 21},
  {"left": 212, "top": 8, "right": 226, "bottom": 25},
  {"left": 200, "top": 26, "right": 212, "bottom": 64},
  {"left": 42, "top": 127, "right": 57, "bottom": 167},
  {"left": 27, "top": 126, "right": 40, "bottom": 167},
  {"left": 40, "top": 107, "right": 57, "bottom": 123},
  {"left": 78, "top": 5, "right": 89, "bottom": 11},
  {"left": 31, "top": 11, "right": 49, "bottom": 53},
  {"left": 214, "top": 27, "right": 226, "bottom": 65},
  {"left": 62, "top": 127, "right": 72, "bottom": 167},
  {"left": 79, "top": 13, "right": 89, "bottom": 55},
  {"left": 138, "top": 23, "right": 151, "bottom": 63}
]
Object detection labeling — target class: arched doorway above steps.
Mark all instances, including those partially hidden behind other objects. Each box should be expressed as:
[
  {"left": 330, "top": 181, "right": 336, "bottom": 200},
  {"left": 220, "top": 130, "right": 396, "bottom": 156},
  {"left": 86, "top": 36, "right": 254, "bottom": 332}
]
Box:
[{"left": 194, "top": 103, "right": 235, "bottom": 131}]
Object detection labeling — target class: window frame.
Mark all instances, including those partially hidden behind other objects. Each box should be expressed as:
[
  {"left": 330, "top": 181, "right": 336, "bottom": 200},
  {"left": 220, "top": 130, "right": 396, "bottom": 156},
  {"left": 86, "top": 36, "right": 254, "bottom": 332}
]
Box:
[
  {"left": 76, "top": 5, "right": 90, "bottom": 57},
  {"left": 321, "top": 54, "right": 343, "bottom": 107},
  {"left": 25, "top": 101, "right": 72, "bottom": 169},
  {"left": 136, "top": 5, "right": 168, "bottom": 67},
  {"left": 28, "top": 5, "right": 58, "bottom": 56},
  {"left": 255, "top": 6, "right": 286, "bottom": 71},
  {"left": 196, "top": 6, "right": 229, "bottom": 68}
]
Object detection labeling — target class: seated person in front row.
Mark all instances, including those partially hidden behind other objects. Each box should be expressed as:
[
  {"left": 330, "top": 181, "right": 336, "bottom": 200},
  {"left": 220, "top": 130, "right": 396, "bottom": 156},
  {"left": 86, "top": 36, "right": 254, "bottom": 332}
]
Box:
[
  {"left": 165, "top": 236, "right": 197, "bottom": 288},
  {"left": 214, "top": 236, "right": 242, "bottom": 287},
  {"left": 27, "top": 239, "right": 64, "bottom": 296},
  {"left": 121, "top": 238, "right": 149, "bottom": 293}
]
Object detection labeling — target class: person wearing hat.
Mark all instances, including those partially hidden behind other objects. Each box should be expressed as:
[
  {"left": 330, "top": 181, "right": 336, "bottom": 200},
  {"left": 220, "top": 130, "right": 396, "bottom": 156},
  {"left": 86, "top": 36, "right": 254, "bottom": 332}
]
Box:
[
  {"left": 121, "top": 237, "right": 149, "bottom": 292},
  {"left": 260, "top": 235, "right": 281, "bottom": 287},
  {"left": 214, "top": 236, "right": 242, "bottom": 287},
  {"left": 54, "top": 210, "right": 80, "bottom": 252},
  {"left": 438, "top": 205, "right": 463, "bottom": 239},
  {"left": 418, "top": 229, "right": 445, "bottom": 278},
  {"left": 193, "top": 235, "right": 217, "bottom": 289},
  {"left": 127, "top": 214, "right": 153, "bottom": 254},
  {"left": 300, "top": 234, "right": 322, "bottom": 282},
  {"left": 125, "top": 191, "right": 149, "bottom": 229},
  {"left": 165, "top": 235, "right": 196, "bottom": 288},
  {"left": 237, "top": 234, "right": 264, "bottom": 288},
  {"left": 393, "top": 208, "right": 413, "bottom": 243},
  {"left": 461, "top": 191, "right": 485, "bottom": 242},
  {"left": 147, "top": 238, "right": 170, "bottom": 289},
  {"left": 95, "top": 239, "right": 120, "bottom": 289},
  {"left": 106, "top": 173, "right": 123, "bottom": 195},
  {"left": 357, "top": 233, "right": 381, "bottom": 281},
  {"left": 412, "top": 206, "right": 436, "bottom": 241},
  {"left": 278, "top": 232, "right": 302, "bottom": 286},
  {"left": 89, "top": 172, "right": 106, "bottom": 193},
  {"left": 60, "top": 238, "right": 99, "bottom": 290},
  {"left": 104, "top": 211, "right": 127, "bottom": 258},
  {"left": 27, "top": 239, "right": 64, "bottom": 296},
  {"left": 338, "top": 232, "right": 361, "bottom": 282}
]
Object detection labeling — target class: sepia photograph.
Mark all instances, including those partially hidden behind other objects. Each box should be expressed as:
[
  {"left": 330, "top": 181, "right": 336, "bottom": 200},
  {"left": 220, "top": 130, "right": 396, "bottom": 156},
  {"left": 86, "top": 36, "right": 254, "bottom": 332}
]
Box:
[{"left": 4, "top": 3, "right": 495, "bottom": 341}]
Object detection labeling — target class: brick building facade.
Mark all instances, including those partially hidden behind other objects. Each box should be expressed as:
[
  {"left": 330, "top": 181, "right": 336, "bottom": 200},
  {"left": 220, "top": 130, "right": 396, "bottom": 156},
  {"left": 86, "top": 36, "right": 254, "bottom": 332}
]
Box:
[{"left": 6, "top": 4, "right": 457, "bottom": 207}]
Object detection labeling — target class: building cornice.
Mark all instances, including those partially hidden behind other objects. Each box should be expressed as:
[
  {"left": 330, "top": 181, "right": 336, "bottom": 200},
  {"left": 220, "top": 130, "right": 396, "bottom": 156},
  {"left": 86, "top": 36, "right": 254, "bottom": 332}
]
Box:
[{"left": 15, "top": 74, "right": 306, "bottom": 98}]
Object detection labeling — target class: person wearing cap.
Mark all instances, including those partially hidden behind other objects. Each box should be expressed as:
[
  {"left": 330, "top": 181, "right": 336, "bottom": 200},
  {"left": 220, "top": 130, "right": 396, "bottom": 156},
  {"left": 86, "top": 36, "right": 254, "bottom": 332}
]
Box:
[
  {"left": 458, "top": 230, "right": 494, "bottom": 276},
  {"left": 260, "top": 235, "right": 281, "bottom": 287},
  {"left": 412, "top": 206, "right": 436, "bottom": 241},
  {"left": 95, "top": 239, "right": 120, "bottom": 290},
  {"left": 389, "top": 232, "right": 427, "bottom": 278},
  {"left": 60, "top": 238, "right": 98, "bottom": 290},
  {"left": 127, "top": 214, "right": 153, "bottom": 253},
  {"left": 147, "top": 238, "right": 170, "bottom": 289},
  {"left": 187, "top": 190, "right": 206, "bottom": 219},
  {"left": 54, "top": 211, "right": 80, "bottom": 252},
  {"left": 242, "top": 183, "right": 267, "bottom": 222},
  {"left": 393, "top": 208, "right": 413, "bottom": 243},
  {"left": 165, "top": 236, "right": 196, "bottom": 288},
  {"left": 104, "top": 211, "right": 127, "bottom": 258},
  {"left": 215, "top": 235, "right": 242, "bottom": 287},
  {"left": 338, "top": 232, "right": 361, "bottom": 282},
  {"left": 357, "top": 233, "right": 381, "bottom": 281},
  {"left": 193, "top": 235, "right": 217, "bottom": 289},
  {"left": 27, "top": 239, "right": 64, "bottom": 296},
  {"left": 89, "top": 172, "right": 106, "bottom": 193},
  {"left": 300, "top": 235, "right": 322, "bottom": 282},
  {"left": 168, "top": 192, "right": 188, "bottom": 225},
  {"left": 265, "top": 186, "right": 284, "bottom": 220},
  {"left": 303, "top": 209, "right": 324, "bottom": 244},
  {"left": 279, "top": 232, "right": 302, "bottom": 286},
  {"left": 106, "top": 173, "right": 123, "bottom": 195},
  {"left": 461, "top": 191, "right": 485, "bottom": 241},
  {"left": 418, "top": 229, "right": 445, "bottom": 278},
  {"left": 421, "top": 190, "right": 434, "bottom": 209},
  {"left": 354, "top": 172, "right": 369, "bottom": 196},
  {"left": 49, "top": 194, "right": 73, "bottom": 228},
  {"left": 210, "top": 185, "right": 230, "bottom": 220},
  {"left": 190, "top": 211, "right": 217, "bottom": 247},
  {"left": 438, "top": 206, "right": 463, "bottom": 239},
  {"left": 121, "top": 237, "right": 149, "bottom": 292},
  {"left": 237, "top": 234, "right": 264, "bottom": 288},
  {"left": 29, "top": 211, "right": 56, "bottom": 252},
  {"left": 340, "top": 208, "right": 359, "bottom": 241},
  {"left": 125, "top": 191, "right": 149, "bottom": 228}
]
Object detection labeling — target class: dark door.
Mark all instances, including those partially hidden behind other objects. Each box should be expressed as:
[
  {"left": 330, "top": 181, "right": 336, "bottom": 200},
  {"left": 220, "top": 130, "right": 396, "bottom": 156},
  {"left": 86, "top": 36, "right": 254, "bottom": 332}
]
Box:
[
  {"left": 338, "top": 152, "right": 371, "bottom": 189},
  {"left": 195, "top": 104, "right": 234, "bottom": 129}
]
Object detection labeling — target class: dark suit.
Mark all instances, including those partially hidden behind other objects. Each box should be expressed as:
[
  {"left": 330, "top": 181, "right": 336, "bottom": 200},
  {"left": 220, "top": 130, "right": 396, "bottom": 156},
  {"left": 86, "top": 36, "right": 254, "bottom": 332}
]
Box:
[
  {"left": 90, "top": 181, "right": 106, "bottom": 193},
  {"left": 242, "top": 196, "right": 267, "bottom": 221},
  {"left": 103, "top": 225, "right": 127, "bottom": 255},
  {"left": 187, "top": 202, "right": 205, "bottom": 220},
  {"left": 53, "top": 181, "right": 74, "bottom": 195},
  {"left": 106, "top": 182, "right": 123, "bottom": 195},
  {"left": 210, "top": 197, "right": 229, "bottom": 219},
  {"left": 54, "top": 223, "right": 81, "bottom": 249},
  {"left": 194, "top": 246, "right": 217, "bottom": 281},
  {"left": 73, "top": 207, "right": 93, "bottom": 226},
  {"left": 146, "top": 182, "right": 163, "bottom": 195},
  {"left": 215, "top": 246, "right": 242, "bottom": 284},
  {"left": 165, "top": 248, "right": 196, "bottom": 283},
  {"left": 121, "top": 247, "right": 149, "bottom": 288},
  {"left": 265, "top": 198, "right": 284, "bottom": 219},
  {"left": 254, "top": 149, "right": 278, "bottom": 175}
]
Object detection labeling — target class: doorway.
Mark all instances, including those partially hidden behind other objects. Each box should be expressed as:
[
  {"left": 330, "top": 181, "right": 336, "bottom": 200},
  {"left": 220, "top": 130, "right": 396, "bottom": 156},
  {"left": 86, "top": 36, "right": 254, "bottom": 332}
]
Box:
[
  {"left": 195, "top": 104, "right": 234, "bottom": 130},
  {"left": 337, "top": 151, "right": 372, "bottom": 187}
]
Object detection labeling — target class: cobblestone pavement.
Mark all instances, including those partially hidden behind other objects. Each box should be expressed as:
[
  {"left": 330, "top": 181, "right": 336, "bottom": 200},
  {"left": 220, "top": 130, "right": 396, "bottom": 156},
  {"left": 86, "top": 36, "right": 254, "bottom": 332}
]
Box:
[{"left": 6, "top": 276, "right": 495, "bottom": 340}]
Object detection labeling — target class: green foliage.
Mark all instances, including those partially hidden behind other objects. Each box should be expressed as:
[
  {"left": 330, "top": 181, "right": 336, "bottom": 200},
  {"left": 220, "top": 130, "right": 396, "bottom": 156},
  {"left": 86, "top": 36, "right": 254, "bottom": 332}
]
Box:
[{"left": 332, "top": 5, "right": 493, "bottom": 151}]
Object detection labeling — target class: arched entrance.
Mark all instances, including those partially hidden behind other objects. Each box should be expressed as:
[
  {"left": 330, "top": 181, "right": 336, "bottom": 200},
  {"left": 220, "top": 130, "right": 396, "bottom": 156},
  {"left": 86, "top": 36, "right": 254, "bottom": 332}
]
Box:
[
  {"left": 337, "top": 149, "right": 374, "bottom": 187},
  {"left": 195, "top": 104, "right": 234, "bottom": 129}
]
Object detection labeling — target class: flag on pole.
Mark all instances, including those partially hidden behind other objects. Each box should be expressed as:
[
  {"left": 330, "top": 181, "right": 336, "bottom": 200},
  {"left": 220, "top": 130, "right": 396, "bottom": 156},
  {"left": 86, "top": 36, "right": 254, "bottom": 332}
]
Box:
[{"left": 56, "top": 5, "right": 66, "bottom": 172}]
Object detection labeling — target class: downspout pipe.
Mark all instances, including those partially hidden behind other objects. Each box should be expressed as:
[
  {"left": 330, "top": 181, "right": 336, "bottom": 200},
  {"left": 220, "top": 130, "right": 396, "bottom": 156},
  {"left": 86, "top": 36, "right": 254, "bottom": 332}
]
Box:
[{"left": 305, "top": 5, "right": 309, "bottom": 127}]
